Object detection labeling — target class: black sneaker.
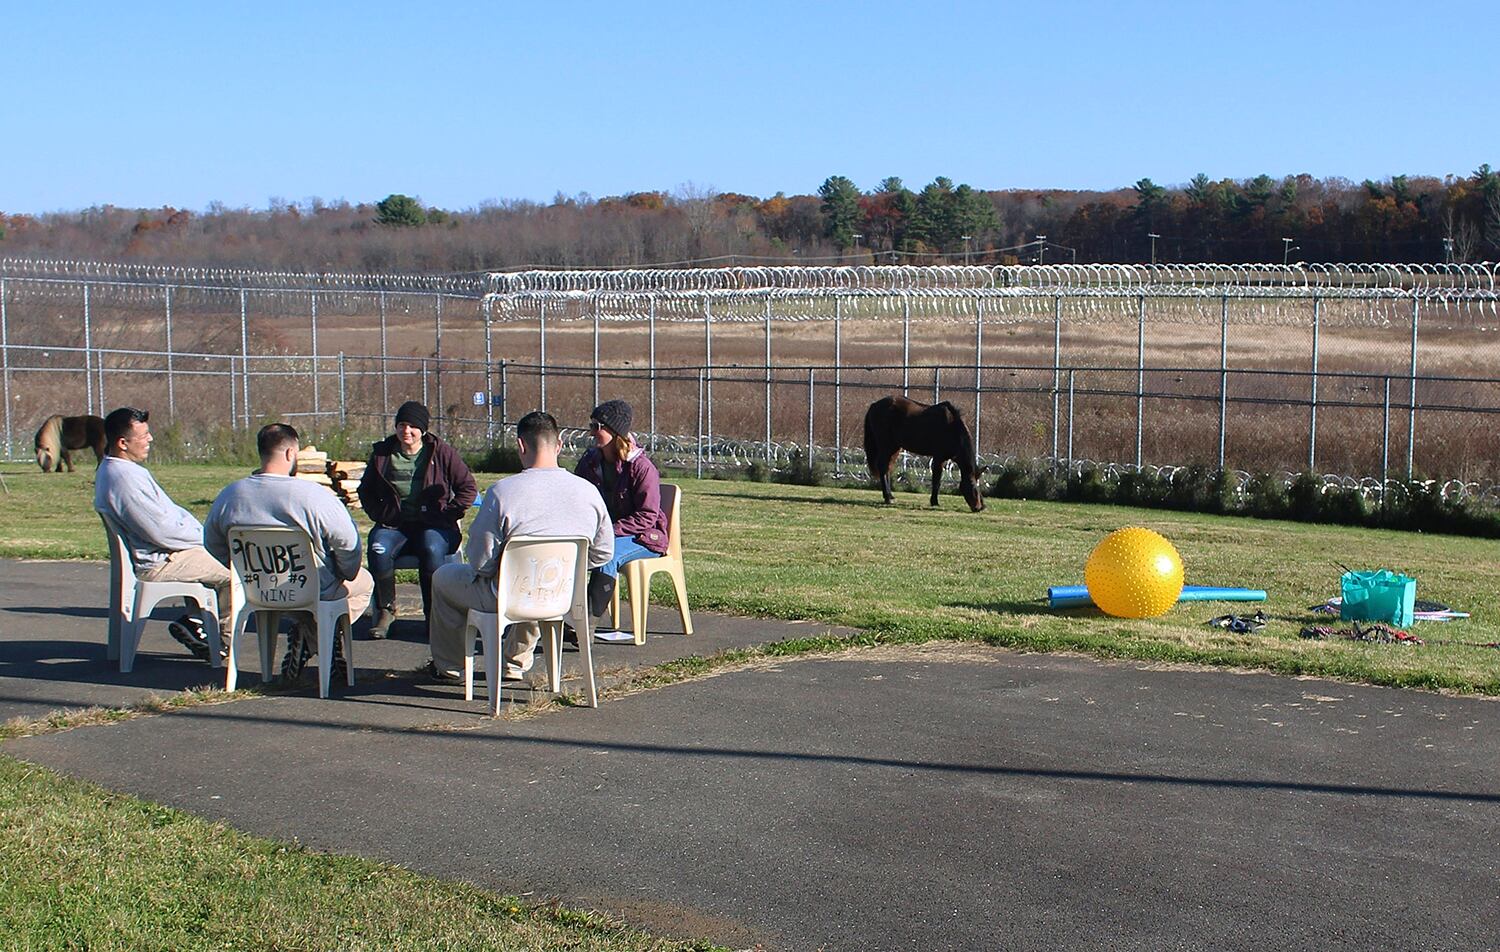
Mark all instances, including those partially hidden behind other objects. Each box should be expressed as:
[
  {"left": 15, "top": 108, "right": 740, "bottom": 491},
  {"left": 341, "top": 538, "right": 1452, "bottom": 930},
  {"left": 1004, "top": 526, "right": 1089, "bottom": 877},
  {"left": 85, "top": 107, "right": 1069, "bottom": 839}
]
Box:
[
  {"left": 280, "top": 623, "right": 313, "bottom": 684},
  {"left": 168, "top": 615, "right": 211, "bottom": 662}
]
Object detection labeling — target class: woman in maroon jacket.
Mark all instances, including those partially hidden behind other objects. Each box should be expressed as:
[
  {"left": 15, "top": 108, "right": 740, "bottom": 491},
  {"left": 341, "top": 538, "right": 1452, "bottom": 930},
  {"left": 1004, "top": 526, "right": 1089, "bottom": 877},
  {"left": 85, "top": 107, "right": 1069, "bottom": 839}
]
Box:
[
  {"left": 574, "top": 400, "right": 667, "bottom": 619},
  {"left": 356, "top": 401, "right": 477, "bottom": 637}
]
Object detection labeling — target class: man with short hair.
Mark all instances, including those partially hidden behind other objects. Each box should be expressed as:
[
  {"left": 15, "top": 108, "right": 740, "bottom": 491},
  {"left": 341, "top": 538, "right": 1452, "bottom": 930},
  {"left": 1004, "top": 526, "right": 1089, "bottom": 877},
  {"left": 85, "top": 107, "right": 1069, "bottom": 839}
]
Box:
[
  {"left": 203, "top": 423, "right": 374, "bottom": 684},
  {"left": 427, "top": 410, "right": 611, "bottom": 682},
  {"left": 94, "top": 406, "right": 231, "bottom": 662}
]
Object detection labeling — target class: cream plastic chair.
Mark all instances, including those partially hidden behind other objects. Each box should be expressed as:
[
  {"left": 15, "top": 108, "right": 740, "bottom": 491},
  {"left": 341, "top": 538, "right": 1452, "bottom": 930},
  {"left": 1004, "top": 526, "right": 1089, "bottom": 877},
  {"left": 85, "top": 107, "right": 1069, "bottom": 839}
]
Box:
[
  {"left": 100, "top": 514, "right": 221, "bottom": 673},
  {"left": 463, "top": 535, "right": 596, "bottom": 715},
  {"left": 610, "top": 483, "right": 693, "bottom": 645},
  {"left": 223, "top": 526, "right": 355, "bottom": 698}
]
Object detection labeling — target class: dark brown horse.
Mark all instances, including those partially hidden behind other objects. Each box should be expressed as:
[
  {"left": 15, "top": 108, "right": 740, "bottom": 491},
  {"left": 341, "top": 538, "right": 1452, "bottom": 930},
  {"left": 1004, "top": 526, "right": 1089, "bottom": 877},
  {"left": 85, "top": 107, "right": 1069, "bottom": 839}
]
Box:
[
  {"left": 863, "top": 396, "right": 984, "bottom": 511},
  {"left": 34, "top": 414, "right": 106, "bottom": 472}
]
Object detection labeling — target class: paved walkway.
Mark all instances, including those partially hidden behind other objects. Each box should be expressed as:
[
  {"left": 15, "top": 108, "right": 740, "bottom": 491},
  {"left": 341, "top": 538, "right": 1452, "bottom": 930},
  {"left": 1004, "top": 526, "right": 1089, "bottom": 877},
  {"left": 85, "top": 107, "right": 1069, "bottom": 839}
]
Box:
[{"left": 3, "top": 559, "right": 1498, "bottom": 951}]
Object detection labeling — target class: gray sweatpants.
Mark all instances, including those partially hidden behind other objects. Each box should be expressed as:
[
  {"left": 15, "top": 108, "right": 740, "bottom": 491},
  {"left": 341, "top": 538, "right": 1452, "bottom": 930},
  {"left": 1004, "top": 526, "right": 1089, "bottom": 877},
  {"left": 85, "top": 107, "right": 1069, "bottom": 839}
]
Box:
[{"left": 428, "top": 561, "right": 538, "bottom": 677}]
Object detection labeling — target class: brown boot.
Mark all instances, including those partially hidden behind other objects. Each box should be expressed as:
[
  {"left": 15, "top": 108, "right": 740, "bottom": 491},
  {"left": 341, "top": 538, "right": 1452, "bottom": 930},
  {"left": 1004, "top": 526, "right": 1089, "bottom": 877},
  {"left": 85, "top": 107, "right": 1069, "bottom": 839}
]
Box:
[{"left": 369, "top": 573, "right": 397, "bottom": 639}]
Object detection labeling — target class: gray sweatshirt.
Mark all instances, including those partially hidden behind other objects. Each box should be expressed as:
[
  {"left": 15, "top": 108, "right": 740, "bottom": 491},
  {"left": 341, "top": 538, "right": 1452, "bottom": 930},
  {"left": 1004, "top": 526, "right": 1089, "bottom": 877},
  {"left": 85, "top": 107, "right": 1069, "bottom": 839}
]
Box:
[
  {"left": 203, "top": 473, "right": 362, "bottom": 598},
  {"left": 94, "top": 456, "right": 205, "bottom": 571},
  {"left": 466, "top": 466, "right": 612, "bottom": 578}
]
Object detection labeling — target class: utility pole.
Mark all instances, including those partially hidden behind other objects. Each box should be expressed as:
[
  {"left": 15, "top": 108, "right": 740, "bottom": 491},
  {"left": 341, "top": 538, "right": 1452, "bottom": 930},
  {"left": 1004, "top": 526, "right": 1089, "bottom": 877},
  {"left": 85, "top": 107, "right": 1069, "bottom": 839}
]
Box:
[
  {"left": 1443, "top": 237, "right": 1455, "bottom": 264},
  {"left": 1036, "top": 235, "right": 1046, "bottom": 265},
  {"left": 851, "top": 233, "right": 863, "bottom": 261},
  {"left": 1282, "top": 237, "right": 1297, "bottom": 266},
  {"left": 1148, "top": 233, "right": 1161, "bottom": 265},
  {"left": 961, "top": 234, "right": 973, "bottom": 265}
]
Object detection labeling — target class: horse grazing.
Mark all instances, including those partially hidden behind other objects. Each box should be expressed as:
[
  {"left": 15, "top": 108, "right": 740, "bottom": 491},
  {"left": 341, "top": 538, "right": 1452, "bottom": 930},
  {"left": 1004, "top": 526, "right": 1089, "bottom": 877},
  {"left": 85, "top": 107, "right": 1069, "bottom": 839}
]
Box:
[
  {"left": 863, "top": 396, "right": 985, "bottom": 512},
  {"left": 34, "top": 414, "right": 106, "bottom": 472}
]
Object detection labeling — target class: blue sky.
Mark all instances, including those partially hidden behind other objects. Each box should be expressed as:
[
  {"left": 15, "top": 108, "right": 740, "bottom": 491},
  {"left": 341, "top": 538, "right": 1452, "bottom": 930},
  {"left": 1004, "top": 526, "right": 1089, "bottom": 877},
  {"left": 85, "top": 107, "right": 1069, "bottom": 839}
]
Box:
[{"left": 3, "top": 0, "right": 1495, "bottom": 214}]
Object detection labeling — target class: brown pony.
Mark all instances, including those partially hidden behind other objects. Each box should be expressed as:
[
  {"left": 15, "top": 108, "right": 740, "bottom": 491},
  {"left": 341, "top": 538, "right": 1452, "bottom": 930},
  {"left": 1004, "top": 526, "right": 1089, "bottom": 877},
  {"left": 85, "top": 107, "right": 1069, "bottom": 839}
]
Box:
[
  {"left": 34, "top": 414, "right": 106, "bottom": 472},
  {"left": 863, "top": 396, "right": 985, "bottom": 512}
]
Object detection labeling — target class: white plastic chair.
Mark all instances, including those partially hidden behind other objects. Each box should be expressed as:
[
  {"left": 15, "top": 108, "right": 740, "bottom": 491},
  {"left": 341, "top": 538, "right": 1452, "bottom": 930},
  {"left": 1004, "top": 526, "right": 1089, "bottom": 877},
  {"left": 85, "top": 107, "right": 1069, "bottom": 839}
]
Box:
[
  {"left": 100, "top": 514, "right": 221, "bottom": 674},
  {"left": 223, "top": 526, "right": 355, "bottom": 698},
  {"left": 609, "top": 483, "right": 693, "bottom": 645},
  {"left": 462, "top": 535, "right": 597, "bottom": 715}
]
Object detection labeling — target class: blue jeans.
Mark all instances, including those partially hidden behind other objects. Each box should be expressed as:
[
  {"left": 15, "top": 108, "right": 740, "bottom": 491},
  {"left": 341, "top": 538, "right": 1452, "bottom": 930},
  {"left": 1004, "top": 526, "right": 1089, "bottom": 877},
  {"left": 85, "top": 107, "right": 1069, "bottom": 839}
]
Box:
[
  {"left": 368, "top": 524, "right": 460, "bottom": 616},
  {"left": 598, "top": 534, "right": 655, "bottom": 579}
]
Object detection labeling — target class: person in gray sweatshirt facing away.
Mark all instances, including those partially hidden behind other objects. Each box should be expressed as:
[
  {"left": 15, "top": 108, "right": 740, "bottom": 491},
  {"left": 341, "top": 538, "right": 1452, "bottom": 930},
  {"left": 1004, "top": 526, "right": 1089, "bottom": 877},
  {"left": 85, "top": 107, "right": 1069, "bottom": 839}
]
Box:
[
  {"left": 94, "top": 406, "right": 231, "bottom": 662},
  {"left": 427, "top": 410, "right": 612, "bottom": 682},
  {"left": 203, "top": 423, "right": 375, "bottom": 684}
]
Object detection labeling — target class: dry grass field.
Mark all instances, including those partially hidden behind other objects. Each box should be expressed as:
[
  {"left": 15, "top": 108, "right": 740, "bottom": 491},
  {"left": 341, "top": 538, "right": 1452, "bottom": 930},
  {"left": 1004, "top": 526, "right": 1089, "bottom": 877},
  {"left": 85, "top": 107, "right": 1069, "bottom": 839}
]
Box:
[{"left": 4, "top": 286, "right": 1499, "bottom": 482}]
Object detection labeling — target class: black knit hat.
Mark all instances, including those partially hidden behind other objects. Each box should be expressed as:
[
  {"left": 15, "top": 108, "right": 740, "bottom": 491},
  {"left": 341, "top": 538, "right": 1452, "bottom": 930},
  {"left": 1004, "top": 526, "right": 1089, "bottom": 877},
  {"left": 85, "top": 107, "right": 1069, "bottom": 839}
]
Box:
[
  {"left": 395, "top": 400, "right": 430, "bottom": 432},
  {"left": 590, "top": 399, "right": 633, "bottom": 437}
]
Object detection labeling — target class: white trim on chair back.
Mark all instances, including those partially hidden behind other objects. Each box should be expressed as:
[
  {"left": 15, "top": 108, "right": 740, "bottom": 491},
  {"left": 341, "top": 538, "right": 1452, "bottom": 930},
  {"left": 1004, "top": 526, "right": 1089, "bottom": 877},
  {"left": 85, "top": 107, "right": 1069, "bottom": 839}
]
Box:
[
  {"left": 226, "top": 526, "right": 323, "bottom": 613},
  {"left": 496, "top": 535, "right": 589, "bottom": 623}
]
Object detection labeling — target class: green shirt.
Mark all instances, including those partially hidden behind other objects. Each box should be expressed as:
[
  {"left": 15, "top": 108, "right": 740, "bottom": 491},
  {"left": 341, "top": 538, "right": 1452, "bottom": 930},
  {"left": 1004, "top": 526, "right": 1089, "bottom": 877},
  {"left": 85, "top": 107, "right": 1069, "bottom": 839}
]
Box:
[{"left": 388, "top": 443, "right": 431, "bottom": 520}]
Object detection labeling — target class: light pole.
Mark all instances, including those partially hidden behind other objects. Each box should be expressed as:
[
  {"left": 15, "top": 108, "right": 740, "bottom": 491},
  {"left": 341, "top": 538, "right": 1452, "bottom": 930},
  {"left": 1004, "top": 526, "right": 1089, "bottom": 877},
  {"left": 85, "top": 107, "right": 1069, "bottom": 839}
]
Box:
[
  {"left": 961, "top": 234, "right": 973, "bottom": 265},
  {"left": 851, "top": 233, "right": 863, "bottom": 260},
  {"left": 1147, "top": 233, "right": 1160, "bottom": 265},
  {"left": 1443, "top": 237, "right": 1455, "bottom": 264},
  {"left": 1035, "top": 234, "right": 1046, "bottom": 265},
  {"left": 1281, "top": 237, "right": 1298, "bottom": 266}
]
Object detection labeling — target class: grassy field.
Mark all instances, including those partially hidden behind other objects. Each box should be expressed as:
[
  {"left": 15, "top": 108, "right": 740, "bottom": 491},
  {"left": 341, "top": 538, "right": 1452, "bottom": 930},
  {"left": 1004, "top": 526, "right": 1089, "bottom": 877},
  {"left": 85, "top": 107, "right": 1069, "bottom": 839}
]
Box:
[
  {"left": 3, "top": 461, "right": 1498, "bottom": 692},
  {"left": 2, "top": 461, "right": 1498, "bottom": 950}
]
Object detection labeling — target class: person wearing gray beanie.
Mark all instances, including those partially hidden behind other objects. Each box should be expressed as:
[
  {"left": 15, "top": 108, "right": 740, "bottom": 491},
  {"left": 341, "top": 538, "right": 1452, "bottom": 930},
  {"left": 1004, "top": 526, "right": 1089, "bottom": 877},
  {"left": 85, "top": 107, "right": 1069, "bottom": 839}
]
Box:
[
  {"left": 356, "top": 401, "right": 476, "bottom": 638},
  {"left": 574, "top": 400, "right": 670, "bottom": 637}
]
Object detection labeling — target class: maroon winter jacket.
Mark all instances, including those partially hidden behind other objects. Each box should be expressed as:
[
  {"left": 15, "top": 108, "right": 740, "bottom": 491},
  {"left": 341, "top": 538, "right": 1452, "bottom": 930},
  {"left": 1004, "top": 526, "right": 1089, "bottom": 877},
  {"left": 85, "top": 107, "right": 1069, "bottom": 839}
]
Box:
[
  {"left": 575, "top": 447, "right": 669, "bottom": 554},
  {"left": 357, "top": 433, "right": 477, "bottom": 534}
]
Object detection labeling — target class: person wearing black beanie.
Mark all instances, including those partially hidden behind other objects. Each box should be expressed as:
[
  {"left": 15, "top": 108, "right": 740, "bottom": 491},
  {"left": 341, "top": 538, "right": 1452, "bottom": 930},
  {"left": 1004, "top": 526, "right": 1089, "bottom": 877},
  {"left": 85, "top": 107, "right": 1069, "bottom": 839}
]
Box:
[{"left": 356, "top": 401, "right": 476, "bottom": 638}]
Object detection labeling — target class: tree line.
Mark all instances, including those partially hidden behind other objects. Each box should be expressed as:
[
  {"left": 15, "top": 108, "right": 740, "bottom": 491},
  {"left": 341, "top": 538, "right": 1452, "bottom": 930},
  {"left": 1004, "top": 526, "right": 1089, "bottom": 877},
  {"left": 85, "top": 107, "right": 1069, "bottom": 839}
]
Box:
[{"left": 2, "top": 167, "right": 1496, "bottom": 273}]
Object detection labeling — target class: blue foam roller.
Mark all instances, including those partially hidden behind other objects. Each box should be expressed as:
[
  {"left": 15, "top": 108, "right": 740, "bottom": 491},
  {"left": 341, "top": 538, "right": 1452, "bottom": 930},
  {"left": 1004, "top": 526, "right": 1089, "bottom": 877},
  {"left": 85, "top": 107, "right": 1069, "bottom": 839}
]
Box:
[{"left": 1046, "top": 585, "right": 1267, "bottom": 610}]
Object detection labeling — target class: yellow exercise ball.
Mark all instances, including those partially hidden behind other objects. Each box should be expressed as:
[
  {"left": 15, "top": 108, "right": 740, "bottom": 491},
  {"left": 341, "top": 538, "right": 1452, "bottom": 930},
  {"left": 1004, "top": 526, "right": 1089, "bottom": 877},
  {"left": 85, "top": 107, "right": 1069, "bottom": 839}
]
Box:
[{"left": 1084, "top": 526, "right": 1185, "bottom": 619}]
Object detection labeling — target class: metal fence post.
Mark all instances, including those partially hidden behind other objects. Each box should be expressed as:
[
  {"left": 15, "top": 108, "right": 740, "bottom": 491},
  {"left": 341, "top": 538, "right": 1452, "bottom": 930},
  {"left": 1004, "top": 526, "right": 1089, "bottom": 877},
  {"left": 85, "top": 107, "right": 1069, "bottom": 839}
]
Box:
[
  {"left": 310, "top": 290, "right": 319, "bottom": 423},
  {"left": 1218, "top": 293, "right": 1228, "bottom": 470},
  {"left": 421, "top": 358, "right": 429, "bottom": 406},
  {"left": 902, "top": 294, "right": 911, "bottom": 395},
  {"left": 934, "top": 366, "right": 941, "bottom": 404},
  {"left": 764, "top": 298, "right": 773, "bottom": 463},
  {"left": 434, "top": 293, "right": 444, "bottom": 426},
  {"left": 696, "top": 369, "right": 704, "bottom": 479},
  {"left": 834, "top": 297, "right": 842, "bottom": 474},
  {"left": 1382, "top": 376, "right": 1392, "bottom": 512},
  {"left": 1407, "top": 297, "right": 1419, "bottom": 479},
  {"left": 1135, "top": 294, "right": 1145, "bottom": 469},
  {"left": 592, "top": 296, "right": 601, "bottom": 410},
  {"left": 0, "top": 277, "right": 9, "bottom": 459},
  {"left": 83, "top": 283, "right": 94, "bottom": 416},
  {"left": 379, "top": 290, "right": 389, "bottom": 419},
  {"left": 973, "top": 299, "right": 983, "bottom": 453},
  {"left": 1052, "top": 294, "right": 1061, "bottom": 460},
  {"left": 228, "top": 356, "right": 237, "bottom": 428},
  {"left": 165, "top": 286, "right": 176, "bottom": 420},
  {"left": 483, "top": 297, "right": 494, "bottom": 441},
  {"left": 1309, "top": 295, "right": 1321, "bottom": 472},
  {"left": 539, "top": 300, "right": 548, "bottom": 413},
  {"left": 648, "top": 296, "right": 656, "bottom": 449},
  {"left": 239, "top": 290, "right": 250, "bottom": 428},
  {"left": 338, "top": 352, "right": 347, "bottom": 427},
  {"left": 705, "top": 299, "right": 713, "bottom": 469}
]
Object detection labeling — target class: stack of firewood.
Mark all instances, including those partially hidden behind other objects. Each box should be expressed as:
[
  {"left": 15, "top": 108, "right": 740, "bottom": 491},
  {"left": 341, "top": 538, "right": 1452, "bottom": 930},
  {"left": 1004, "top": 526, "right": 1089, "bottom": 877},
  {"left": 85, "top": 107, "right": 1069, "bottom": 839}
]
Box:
[
  {"left": 294, "top": 446, "right": 332, "bottom": 487},
  {"left": 326, "top": 459, "right": 366, "bottom": 510}
]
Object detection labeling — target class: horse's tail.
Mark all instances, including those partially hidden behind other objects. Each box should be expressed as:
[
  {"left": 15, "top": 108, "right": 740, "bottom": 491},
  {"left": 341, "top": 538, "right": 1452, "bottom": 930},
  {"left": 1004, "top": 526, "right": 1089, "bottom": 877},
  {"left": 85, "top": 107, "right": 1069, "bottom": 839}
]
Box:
[{"left": 34, "top": 415, "right": 63, "bottom": 473}]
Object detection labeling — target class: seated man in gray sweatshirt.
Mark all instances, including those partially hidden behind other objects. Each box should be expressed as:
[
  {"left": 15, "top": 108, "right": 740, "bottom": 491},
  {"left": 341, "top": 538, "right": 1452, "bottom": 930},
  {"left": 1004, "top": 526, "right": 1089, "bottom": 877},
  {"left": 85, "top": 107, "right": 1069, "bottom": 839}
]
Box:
[
  {"left": 94, "top": 406, "right": 231, "bottom": 661},
  {"left": 428, "top": 410, "right": 612, "bottom": 682},
  {"left": 203, "top": 423, "right": 374, "bottom": 684}
]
